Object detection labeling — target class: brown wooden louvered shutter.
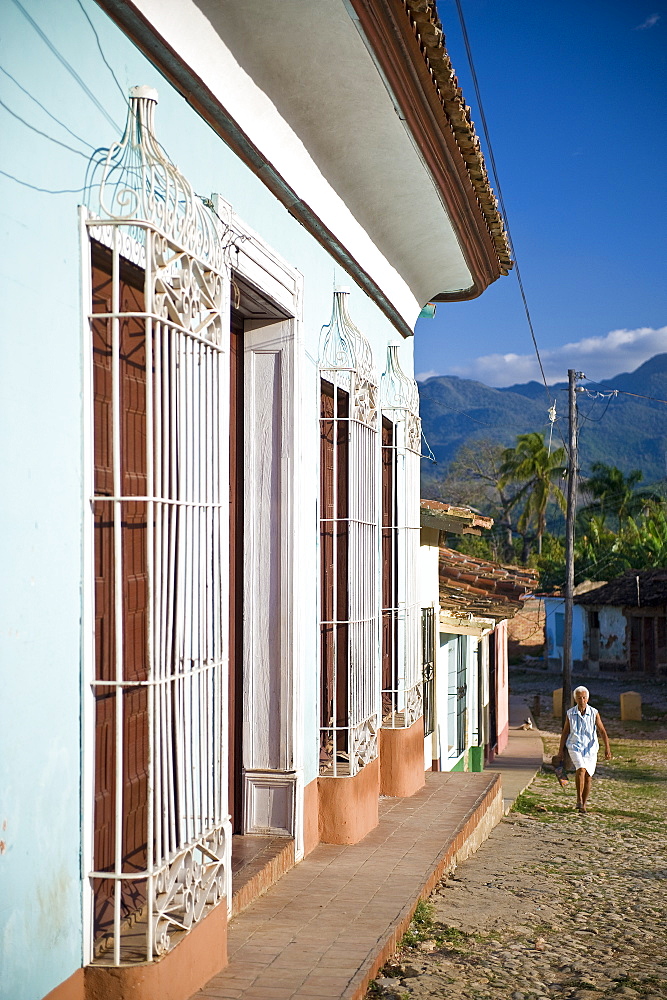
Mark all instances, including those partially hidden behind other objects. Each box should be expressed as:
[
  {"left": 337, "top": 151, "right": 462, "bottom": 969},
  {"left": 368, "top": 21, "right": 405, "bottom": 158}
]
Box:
[
  {"left": 381, "top": 417, "right": 396, "bottom": 717},
  {"left": 91, "top": 243, "right": 149, "bottom": 941},
  {"left": 320, "top": 380, "right": 350, "bottom": 765}
]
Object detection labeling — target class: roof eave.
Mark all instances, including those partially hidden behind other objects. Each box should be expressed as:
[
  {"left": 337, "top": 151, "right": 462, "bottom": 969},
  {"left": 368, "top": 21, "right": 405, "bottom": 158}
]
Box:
[{"left": 349, "top": 0, "right": 513, "bottom": 296}]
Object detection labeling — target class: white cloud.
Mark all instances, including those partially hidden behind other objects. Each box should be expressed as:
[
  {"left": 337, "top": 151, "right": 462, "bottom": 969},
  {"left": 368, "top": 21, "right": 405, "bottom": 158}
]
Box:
[
  {"left": 635, "top": 12, "right": 661, "bottom": 29},
  {"left": 418, "top": 325, "right": 667, "bottom": 387}
]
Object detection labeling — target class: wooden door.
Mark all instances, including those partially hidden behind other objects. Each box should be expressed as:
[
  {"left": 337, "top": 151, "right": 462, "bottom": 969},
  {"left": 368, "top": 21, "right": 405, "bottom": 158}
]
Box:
[{"left": 229, "top": 308, "right": 245, "bottom": 831}]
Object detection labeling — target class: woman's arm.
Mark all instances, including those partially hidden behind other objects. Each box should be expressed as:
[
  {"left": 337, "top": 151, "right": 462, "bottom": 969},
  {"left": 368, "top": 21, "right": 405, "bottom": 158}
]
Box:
[
  {"left": 555, "top": 716, "right": 570, "bottom": 759},
  {"left": 596, "top": 713, "right": 612, "bottom": 759}
]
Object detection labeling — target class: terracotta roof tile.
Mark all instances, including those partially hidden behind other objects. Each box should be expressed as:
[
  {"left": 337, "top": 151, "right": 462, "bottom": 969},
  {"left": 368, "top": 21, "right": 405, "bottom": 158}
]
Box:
[
  {"left": 438, "top": 546, "right": 538, "bottom": 622},
  {"left": 574, "top": 569, "right": 667, "bottom": 608},
  {"left": 404, "top": 0, "right": 513, "bottom": 273}
]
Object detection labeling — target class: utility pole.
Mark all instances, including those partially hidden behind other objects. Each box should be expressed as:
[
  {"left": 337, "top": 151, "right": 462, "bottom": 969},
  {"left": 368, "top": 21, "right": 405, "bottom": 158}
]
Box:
[{"left": 562, "top": 369, "right": 584, "bottom": 729}]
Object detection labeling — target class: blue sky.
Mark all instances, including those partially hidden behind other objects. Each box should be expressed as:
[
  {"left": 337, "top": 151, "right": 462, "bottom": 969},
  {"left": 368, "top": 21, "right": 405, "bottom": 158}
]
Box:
[{"left": 415, "top": 1, "right": 667, "bottom": 386}]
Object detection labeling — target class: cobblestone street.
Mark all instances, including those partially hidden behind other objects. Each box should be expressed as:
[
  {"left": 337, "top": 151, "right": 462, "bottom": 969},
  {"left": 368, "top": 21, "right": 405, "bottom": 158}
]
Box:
[{"left": 369, "top": 673, "right": 667, "bottom": 1000}]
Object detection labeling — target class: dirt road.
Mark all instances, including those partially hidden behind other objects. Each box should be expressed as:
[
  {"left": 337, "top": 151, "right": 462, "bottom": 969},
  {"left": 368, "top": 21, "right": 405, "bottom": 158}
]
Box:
[{"left": 369, "top": 676, "right": 667, "bottom": 1000}]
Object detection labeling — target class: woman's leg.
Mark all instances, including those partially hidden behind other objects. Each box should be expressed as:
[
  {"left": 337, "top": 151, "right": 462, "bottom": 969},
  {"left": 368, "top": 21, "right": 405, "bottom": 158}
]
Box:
[
  {"left": 575, "top": 768, "right": 586, "bottom": 808},
  {"left": 581, "top": 772, "right": 593, "bottom": 810}
]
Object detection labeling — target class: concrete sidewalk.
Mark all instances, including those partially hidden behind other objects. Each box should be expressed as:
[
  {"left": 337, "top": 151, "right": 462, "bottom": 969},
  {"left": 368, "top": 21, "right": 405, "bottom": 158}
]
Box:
[
  {"left": 194, "top": 772, "right": 502, "bottom": 1000},
  {"left": 193, "top": 708, "right": 545, "bottom": 1000},
  {"left": 486, "top": 696, "right": 545, "bottom": 813}
]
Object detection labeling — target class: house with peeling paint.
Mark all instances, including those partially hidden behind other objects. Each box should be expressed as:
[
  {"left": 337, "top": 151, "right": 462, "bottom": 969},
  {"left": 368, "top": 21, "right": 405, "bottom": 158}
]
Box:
[
  {"left": 575, "top": 570, "right": 667, "bottom": 674},
  {"left": 0, "top": 3, "right": 511, "bottom": 1000}
]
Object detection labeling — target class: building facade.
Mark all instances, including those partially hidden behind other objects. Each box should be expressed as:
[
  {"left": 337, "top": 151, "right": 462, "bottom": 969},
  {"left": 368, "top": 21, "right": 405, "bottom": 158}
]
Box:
[
  {"left": 575, "top": 570, "right": 667, "bottom": 674},
  {"left": 418, "top": 504, "right": 536, "bottom": 771},
  {"left": 0, "top": 3, "right": 510, "bottom": 999}
]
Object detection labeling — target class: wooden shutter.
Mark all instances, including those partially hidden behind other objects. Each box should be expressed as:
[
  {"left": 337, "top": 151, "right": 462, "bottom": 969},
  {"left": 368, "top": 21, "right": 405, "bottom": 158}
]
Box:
[
  {"left": 381, "top": 417, "right": 396, "bottom": 717},
  {"left": 320, "top": 379, "right": 349, "bottom": 766},
  {"left": 91, "top": 243, "right": 149, "bottom": 942}
]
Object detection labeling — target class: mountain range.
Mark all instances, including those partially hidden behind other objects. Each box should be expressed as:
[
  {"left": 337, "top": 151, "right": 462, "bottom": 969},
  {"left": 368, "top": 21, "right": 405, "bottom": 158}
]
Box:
[{"left": 419, "top": 352, "right": 667, "bottom": 486}]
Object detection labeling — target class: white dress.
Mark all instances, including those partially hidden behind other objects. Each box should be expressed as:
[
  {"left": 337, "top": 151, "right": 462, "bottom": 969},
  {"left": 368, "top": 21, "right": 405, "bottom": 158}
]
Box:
[{"left": 566, "top": 704, "right": 599, "bottom": 775}]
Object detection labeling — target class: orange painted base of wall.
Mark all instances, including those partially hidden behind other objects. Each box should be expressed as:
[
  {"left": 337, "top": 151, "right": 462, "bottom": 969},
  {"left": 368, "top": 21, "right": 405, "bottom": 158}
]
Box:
[
  {"left": 303, "top": 777, "right": 320, "bottom": 856},
  {"left": 379, "top": 719, "right": 426, "bottom": 798},
  {"left": 42, "top": 968, "right": 85, "bottom": 1000},
  {"left": 84, "top": 899, "right": 227, "bottom": 1000},
  {"left": 318, "top": 756, "right": 380, "bottom": 845}
]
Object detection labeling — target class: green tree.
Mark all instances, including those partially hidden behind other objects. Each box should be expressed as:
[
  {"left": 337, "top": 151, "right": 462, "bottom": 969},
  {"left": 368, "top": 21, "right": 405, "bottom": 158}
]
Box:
[
  {"left": 431, "top": 438, "right": 523, "bottom": 561},
  {"left": 580, "top": 462, "right": 657, "bottom": 528},
  {"left": 619, "top": 502, "right": 667, "bottom": 567},
  {"left": 534, "top": 532, "right": 566, "bottom": 591},
  {"left": 573, "top": 502, "right": 667, "bottom": 585},
  {"left": 500, "top": 432, "right": 566, "bottom": 559},
  {"left": 575, "top": 515, "right": 627, "bottom": 582}
]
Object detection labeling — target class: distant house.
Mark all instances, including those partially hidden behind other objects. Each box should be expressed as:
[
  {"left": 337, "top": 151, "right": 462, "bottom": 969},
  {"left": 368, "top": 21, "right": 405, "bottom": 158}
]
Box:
[
  {"left": 419, "top": 502, "right": 494, "bottom": 772},
  {"left": 541, "top": 581, "right": 605, "bottom": 672},
  {"left": 575, "top": 570, "right": 667, "bottom": 674},
  {"left": 438, "top": 548, "right": 538, "bottom": 762},
  {"left": 419, "top": 500, "right": 537, "bottom": 770}
]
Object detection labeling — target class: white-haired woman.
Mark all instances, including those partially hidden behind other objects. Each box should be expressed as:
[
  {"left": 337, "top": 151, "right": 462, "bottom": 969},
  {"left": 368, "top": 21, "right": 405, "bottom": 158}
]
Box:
[{"left": 555, "top": 686, "right": 612, "bottom": 814}]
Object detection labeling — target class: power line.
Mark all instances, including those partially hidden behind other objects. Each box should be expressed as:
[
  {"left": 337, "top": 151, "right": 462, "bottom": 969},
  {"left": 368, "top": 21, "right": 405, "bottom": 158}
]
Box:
[
  {"left": 9, "top": 0, "right": 120, "bottom": 132},
  {"left": 583, "top": 376, "right": 667, "bottom": 406},
  {"left": 0, "top": 96, "right": 92, "bottom": 160},
  {"left": 576, "top": 389, "right": 617, "bottom": 426},
  {"left": 0, "top": 167, "right": 88, "bottom": 195},
  {"left": 452, "top": 0, "right": 568, "bottom": 459},
  {"left": 74, "top": 0, "right": 128, "bottom": 105},
  {"left": 74, "top": 0, "right": 181, "bottom": 172},
  {"left": 0, "top": 65, "right": 96, "bottom": 149}
]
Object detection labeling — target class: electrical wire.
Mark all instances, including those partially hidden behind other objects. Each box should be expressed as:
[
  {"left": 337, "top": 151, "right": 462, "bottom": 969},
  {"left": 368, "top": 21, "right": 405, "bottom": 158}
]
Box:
[
  {"left": 0, "top": 65, "right": 96, "bottom": 149},
  {"left": 0, "top": 96, "right": 92, "bottom": 160},
  {"left": 74, "top": 0, "right": 128, "bottom": 106},
  {"left": 74, "top": 0, "right": 184, "bottom": 172},
  {"left": 583, "top": 376, "right": 667, "bottom": 406},
  {"left": 452, "top": 0, "right": 568, "bottom": 458},
  {"left": 0, "top": 167, "right": 89, "bottom": 194},
  {"left": 576, "top": 389, "right": 617, "bottom": 428},
  {"left": 9, "top": 0, "right": 120, "bottom": 132}
]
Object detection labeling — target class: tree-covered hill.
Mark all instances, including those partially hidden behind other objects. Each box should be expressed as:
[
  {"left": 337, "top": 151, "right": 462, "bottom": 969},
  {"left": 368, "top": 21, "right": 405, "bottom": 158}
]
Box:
[{"left": 419, "top": 353, "right": 667, "bottom": 487}]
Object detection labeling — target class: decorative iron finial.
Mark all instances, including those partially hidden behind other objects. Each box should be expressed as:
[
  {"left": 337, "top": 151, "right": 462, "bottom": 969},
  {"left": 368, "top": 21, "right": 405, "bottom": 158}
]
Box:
[
  {"left": 381, "top": 344, "right": 419, "bottom": 414},
  {"left": 85, "top": 86, "right": 225, "bottom": 271},
  {"left": 319, "top": 287, "right": 375, "bottom": 384}
]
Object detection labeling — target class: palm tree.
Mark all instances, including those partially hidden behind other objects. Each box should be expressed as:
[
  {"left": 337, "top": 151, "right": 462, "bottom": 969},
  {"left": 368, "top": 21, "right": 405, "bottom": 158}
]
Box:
[
  {"left": 500, "top": 432, "right": 566, "bottom": 558},
  {"left": 581, "top": 463, "right": 658, "bottom": 528}
]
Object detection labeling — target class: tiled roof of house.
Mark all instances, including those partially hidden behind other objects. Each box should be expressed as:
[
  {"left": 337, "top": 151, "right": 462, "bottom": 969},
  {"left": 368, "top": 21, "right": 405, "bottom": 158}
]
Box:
[
  {"left": 420, "top": 499, "right": 493, "bottom": 535},
  {"left": 439, "top": 546, "right": 539, "bottom": 622},
  {"left": 404, "top": 0, "right": 513, "bottom": 273},
  {"left": 538, "top": 580, "right": 607, "bottom": 599},
  {"left": 574, "top": 569, "right": 667, "bottom": 608}
]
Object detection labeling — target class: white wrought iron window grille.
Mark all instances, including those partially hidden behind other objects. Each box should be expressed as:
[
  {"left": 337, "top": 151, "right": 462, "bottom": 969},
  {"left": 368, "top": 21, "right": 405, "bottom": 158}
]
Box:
[
  {"left": 319, "top": 288, "right": 380, "bottom": 777},
  {"left": 380, "top": 345, "right": 423, "bottom": 729},
  {"left": 84, "top": 86, "right": 231, "bottom": 966}
]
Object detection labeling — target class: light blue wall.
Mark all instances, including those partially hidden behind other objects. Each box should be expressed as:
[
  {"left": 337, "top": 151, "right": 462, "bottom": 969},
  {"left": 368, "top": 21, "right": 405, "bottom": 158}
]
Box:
[
  {"left": 543, "top": 597, "right": 585, "bottom": 663},
  {"left": 0, "top": 3, "right": 412, "bottom": 997}
]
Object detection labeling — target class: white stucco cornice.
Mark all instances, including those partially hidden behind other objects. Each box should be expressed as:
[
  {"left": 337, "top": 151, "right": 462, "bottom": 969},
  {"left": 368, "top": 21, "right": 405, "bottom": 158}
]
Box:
[{"left": 95, "top": 0, "right": 502, "bottom": 335}]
